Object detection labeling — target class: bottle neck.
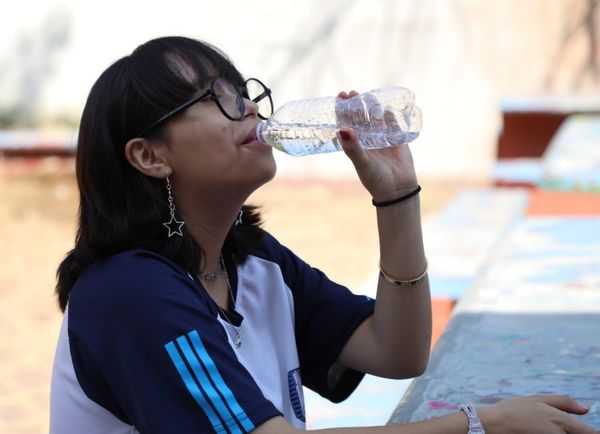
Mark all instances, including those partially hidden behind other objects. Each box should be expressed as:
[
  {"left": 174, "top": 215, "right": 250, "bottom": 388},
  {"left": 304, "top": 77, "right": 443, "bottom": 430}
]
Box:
[{"left": 255, "top": 121, "right": 268, "bottom": 145}]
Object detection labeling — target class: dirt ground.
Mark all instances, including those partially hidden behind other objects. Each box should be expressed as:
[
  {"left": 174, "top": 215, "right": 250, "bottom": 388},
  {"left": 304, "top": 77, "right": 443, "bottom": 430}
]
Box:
[{"left": 0, "top": 156, "right": 475, "bottom": 433}]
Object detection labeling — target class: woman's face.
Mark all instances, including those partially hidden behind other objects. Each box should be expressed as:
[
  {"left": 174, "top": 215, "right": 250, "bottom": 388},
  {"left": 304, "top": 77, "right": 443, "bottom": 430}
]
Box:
[{"left": 161, "top": 80, "right": 277, "bottom": 203}]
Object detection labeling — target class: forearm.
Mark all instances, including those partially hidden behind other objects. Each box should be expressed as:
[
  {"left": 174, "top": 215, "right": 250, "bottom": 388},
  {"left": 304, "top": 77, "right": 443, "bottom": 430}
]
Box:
[
  {"left": 377, "top": 191, "right": 427, "bottom": 282},
  {"left": 255, "top": 412, "right": 469, "bottom": 434},
  {"left": 372, "top": 193, "right": 432, "bottom": 376},
  {"left": 314, "top": 412, "right": 467, "bottom": 433}
]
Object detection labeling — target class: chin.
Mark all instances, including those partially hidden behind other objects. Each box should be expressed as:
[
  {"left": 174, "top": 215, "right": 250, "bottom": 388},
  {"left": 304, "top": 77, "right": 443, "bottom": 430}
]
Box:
[
  {"left": 245, "top": 155, "right": 277, "bottom": 193},
  {"left": 260, "top": 150, "right": 277, "bottom": 178},
  {"left": 258, "top": 158, "right": 278, "bottom": 186}
]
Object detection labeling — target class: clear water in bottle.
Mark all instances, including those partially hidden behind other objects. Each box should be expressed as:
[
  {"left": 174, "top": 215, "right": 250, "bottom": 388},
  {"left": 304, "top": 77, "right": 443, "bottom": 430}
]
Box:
[{"left": 256, "top": 87, "right": 422, "bottom": 156}]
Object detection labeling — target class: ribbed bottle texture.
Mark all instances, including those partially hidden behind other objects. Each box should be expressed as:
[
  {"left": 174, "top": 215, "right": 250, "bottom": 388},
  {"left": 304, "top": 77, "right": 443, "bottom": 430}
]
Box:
[{"left": 256, "top": 87, "right": 422, "bottom": 156}]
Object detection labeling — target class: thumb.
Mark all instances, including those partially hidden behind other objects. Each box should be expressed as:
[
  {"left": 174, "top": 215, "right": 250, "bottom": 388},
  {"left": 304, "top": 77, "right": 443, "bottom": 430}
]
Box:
[{"left": 534, "top": 395, "right": 589, "bottom": 414}]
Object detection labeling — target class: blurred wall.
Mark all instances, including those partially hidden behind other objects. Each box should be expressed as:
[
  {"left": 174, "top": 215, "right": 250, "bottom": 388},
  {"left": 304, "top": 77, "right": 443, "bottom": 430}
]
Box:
[{"left": 1, "top": 0, "right": 598, "bottom": 179}]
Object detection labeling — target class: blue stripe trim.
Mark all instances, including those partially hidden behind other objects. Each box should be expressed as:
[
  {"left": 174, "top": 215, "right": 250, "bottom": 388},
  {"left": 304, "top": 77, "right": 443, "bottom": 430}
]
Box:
[
  {"left": 188, "top": 330, "right": 256, "bottom": 432},
  {"left": 176, "top": 336, "right": 242, "bottom": 434},
  {"left": 164, "top": 342, "right": 227, "bottom": 434}
]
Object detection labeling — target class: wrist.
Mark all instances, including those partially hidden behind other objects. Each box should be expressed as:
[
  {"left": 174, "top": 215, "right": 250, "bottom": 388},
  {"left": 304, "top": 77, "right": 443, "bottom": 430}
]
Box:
[
  {"left": 372, "top": 185, "right": 421, "bottom": 207},
  {"left": 459, "top": 404, "right": 486, "bottom": 434}
]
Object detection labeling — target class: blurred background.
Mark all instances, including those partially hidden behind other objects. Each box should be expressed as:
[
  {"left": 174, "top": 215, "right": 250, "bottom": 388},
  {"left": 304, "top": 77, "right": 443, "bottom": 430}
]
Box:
[{"left": 0, "top": 0, "right": 599, "bottom": 432}]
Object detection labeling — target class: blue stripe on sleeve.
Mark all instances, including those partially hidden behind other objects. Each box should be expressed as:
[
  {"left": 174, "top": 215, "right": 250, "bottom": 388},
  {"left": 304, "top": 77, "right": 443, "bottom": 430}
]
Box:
[
  {"left": 164, "top": 341, "right": 228, "bottom": 434},
  {"left": 188, "top": 330, "right": 256, "bottom": 432},
  {"left": 175, "top": 336, "right": 242, "bottom": 434}
]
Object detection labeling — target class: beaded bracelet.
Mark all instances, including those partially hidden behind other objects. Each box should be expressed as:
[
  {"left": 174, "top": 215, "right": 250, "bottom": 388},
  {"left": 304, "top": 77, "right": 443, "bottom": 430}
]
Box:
[
  {"left": 459, "top": 404, "right": 486, "bottom": 434},
  {"left": 372, "top": 185, "right": 421, "bottom": 207},
  {"left": 379, "top": 259, "right": 428, "bottom": 286}
]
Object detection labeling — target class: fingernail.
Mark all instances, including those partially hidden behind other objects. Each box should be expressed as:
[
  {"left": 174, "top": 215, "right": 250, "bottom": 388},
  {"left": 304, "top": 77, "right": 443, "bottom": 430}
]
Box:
[
  {"left": 579, "top": 404, "right": 589, "bottom": 411},
  {"left": 339, "top": 130, "right": 350, "bottom": 140}
]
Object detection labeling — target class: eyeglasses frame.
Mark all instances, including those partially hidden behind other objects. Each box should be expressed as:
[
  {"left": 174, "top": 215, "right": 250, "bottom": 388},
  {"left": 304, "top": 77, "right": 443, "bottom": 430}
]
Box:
[{"left": 137, "top": 77, "right": 273, "bottom": 137}]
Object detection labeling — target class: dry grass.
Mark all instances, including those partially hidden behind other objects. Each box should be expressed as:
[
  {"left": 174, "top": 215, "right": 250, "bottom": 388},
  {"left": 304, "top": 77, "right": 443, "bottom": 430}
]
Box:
[{"left": 0, "top": 157, "right": 469, "bottom": 433}]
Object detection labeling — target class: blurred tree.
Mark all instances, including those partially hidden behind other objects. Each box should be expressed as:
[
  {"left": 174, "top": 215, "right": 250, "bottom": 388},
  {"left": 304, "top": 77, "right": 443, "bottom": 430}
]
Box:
[{"left": 545, "top": 0, "right": 599, "bottom": 90}]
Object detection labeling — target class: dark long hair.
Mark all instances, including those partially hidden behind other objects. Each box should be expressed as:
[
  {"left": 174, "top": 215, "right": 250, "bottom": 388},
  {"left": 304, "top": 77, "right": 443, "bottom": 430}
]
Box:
[{"left": 56, "top": 36, "right": 264, "bottom": 312}]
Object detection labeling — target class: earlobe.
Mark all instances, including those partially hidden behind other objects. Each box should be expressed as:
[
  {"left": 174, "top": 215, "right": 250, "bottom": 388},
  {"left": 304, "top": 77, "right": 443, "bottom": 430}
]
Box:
[{"left": 124, "top": 138, "right": 170, "bottom": 178}]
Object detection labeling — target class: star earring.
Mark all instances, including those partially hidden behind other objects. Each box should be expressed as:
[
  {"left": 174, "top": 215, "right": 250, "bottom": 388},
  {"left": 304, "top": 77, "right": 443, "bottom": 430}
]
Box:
[{"left": 163, "top": 175, "right": 185, "bottom": 237}]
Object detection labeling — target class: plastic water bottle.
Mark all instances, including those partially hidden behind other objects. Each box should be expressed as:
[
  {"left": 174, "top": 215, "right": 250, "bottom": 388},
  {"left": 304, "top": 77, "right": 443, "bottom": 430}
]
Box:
[{"left": 255, "top": 86, "right": 422, "bottom": 156}]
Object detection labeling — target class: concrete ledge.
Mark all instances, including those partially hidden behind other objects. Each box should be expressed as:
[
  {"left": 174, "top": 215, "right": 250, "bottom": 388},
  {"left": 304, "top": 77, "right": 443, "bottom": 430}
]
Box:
[
  {"left": 389, "top": 312, "right": 600, "bottom": 425},
  {"left": 389, "top": 214, "right": 600, "bottom": 428}
]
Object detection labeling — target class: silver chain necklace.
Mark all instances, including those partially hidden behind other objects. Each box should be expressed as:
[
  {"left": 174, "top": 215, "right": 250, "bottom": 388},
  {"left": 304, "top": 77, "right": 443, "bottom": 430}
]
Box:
[
  {"left": 198, "top": 266, "right": 221, "bottom": 281},
  {"left": 199, "top": 255, "right": 241, "bottom": 348}
]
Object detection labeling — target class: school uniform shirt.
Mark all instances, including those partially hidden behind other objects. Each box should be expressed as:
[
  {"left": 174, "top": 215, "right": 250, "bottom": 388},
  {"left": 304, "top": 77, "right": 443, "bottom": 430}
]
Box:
[{"left": 50, "top": 232, "right": 375, "bottom": 433}]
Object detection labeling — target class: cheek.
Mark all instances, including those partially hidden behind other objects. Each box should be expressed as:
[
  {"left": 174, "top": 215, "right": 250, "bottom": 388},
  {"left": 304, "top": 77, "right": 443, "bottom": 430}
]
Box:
[{"left": 198, "top": 123, "right": 232, "bottom": 147}]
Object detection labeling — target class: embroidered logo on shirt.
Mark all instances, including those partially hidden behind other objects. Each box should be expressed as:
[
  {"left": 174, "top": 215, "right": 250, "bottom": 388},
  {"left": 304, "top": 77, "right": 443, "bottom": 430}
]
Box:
[{"left": 287, "top": 368, "right": 306, "bottom": 422}]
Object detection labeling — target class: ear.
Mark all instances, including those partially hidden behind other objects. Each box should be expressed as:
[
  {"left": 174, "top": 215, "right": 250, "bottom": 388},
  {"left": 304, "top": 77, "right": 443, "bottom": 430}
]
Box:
[{"left": 124, "top": 138, "right": 170, "bottom": 178}]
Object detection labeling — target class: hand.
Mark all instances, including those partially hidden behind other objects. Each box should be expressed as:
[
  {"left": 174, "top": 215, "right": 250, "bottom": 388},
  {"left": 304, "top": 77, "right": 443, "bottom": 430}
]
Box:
[
  {"left": 336, "top": 90, "right": 419, "bottom": 202},
  {"left": 478, "top": 395, "right": 596, "bottom": 434}
]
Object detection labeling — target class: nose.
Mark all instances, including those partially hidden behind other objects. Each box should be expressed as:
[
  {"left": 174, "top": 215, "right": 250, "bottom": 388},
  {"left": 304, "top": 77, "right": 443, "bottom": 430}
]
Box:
[{"left": 243, "top": 97, "right": 259, "bottom": 118}]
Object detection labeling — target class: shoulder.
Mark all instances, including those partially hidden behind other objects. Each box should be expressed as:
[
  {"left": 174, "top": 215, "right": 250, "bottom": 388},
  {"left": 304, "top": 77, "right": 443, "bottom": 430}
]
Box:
[
  {"left": 69, "top": 249, "right": 201, "bottom": 314},
  {"left": 244, "top": 230, "right": 331, "bottom": 295},
  {"left": 245, "top": 229, "right": 294, "bottom": 263},
  {"left": 67, "top": 249, "right": 218, "bottom": 354}
]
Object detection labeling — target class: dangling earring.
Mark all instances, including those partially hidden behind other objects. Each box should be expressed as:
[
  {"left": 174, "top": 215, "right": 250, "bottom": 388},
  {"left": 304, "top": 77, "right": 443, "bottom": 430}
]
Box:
[
  {"left": 235, "top": 209, "right": 244, "bottom": 226},
  {"left": 163, "top": 175, "right": 185, "bottom": 237}
]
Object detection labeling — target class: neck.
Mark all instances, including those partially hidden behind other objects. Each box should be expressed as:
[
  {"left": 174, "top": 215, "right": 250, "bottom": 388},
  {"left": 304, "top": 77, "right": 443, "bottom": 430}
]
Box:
[{"left": 176, "top": 190, "right": 248, "bottom": 273}]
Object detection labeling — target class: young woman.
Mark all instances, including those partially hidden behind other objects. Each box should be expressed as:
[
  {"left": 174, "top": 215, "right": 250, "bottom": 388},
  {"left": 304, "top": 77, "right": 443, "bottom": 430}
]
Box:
[{"left": 50, "top": 36, "right": 595, "bottom": 434}]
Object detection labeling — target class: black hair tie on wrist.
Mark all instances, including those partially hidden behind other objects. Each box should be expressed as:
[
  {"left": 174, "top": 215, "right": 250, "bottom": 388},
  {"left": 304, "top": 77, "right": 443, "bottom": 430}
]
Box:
[{"left": 372, "top": 185, "right": 421, "bottom": 207}]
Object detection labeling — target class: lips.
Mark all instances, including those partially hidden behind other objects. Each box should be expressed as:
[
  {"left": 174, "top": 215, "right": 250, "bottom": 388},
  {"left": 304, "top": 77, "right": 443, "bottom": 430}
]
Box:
[
  {"left": 242, "top": 128, "right": 257, "bottom": 145},
  {"left": 241, "top": 125, "right": 268, "bottom": 147}
]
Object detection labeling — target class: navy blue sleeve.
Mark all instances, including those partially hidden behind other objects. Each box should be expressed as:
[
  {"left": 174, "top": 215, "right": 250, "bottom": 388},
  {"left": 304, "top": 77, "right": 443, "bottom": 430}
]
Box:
[
  {"left": 256, "top": 233, "right": 376, "bottom": 403},
  {"left": 68, "top": 250, "right": 280, "bottom": 433}
]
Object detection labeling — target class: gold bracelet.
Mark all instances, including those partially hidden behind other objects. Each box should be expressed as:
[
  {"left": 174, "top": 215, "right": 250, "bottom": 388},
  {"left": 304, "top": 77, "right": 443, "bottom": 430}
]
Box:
[{"left": 379, "top": 260, "right": 428, "bottom": 286}]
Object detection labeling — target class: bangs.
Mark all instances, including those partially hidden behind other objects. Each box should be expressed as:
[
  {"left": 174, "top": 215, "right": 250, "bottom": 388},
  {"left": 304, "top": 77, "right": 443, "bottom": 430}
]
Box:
[{"left": 128, "top": 37, "right": 245, "bottom": 133}]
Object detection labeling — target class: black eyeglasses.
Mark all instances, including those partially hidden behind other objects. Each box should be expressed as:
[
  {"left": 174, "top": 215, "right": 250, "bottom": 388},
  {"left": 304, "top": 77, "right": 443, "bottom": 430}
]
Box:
[{"left": 138, "top": 77, "right": 273, "bottom": 137}]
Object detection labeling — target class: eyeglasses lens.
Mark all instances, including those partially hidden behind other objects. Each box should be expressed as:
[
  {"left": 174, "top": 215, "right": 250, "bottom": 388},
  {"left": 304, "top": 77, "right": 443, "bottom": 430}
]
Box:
[
  {"left": 245, "top": 78, "right": 273, "bottom": 119},
  {"left": 214, "top": 78, "right": 244, "bottom": 119}
]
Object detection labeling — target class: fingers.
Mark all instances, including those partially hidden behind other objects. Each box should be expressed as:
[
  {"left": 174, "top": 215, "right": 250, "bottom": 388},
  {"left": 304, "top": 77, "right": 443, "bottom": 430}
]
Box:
[
  {"left": 362, "top": 93, "right": 386, "bottom": 132},
  {"left": 337, "top": 90, "right": 359, "bottom": 99},
  {"left": 384, "top": 107, "right": 405, "bottom": 144},
  {"left": 335, "top": 90, "right": 363, "bottom": 129},
  {"left": 532, "top": 395, "right": 590, "bottom": 415},
  {"left": 567, "top": 418, "right": 600, "bottom": 434},
  {"left": 341, "top": 91, "right": 403, "bottom": 144},
  {"left": 559, "top": 408, "right": 599, "bottom": 434},
  {"left": 489, "top": 396, "right": 598, "bottom": 434},
  {"left": 338, "top": 128, "right": 367, "bottom": 165},
  {"left": 530, "top": 395, "right": 597, "bottom": 434}
]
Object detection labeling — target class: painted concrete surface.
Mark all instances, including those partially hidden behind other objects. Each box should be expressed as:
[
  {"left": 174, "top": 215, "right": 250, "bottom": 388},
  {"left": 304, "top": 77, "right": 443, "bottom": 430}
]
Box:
[
  {"left": 424, "top": 188, "right": 528, "bottom": 299},
  {"left": 390, "top": 313, "right": 600, "bottom": 427},
  {"left": 389, "top": 212, "right": 600, "bottom": 428},
  {"left": 458, "top": 217, "right": 600, "bottom": 313},
  {"left": 540, "top": 115, "right": 600, "bottom": 191},
  {"left": 493, "top": 116, "right": 600, "bottom": 191},
  {"left": 493, "top": 158, "right": 544, "bottom": 186}
]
